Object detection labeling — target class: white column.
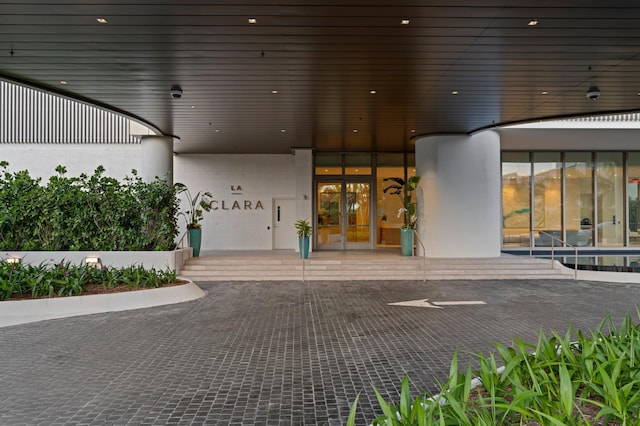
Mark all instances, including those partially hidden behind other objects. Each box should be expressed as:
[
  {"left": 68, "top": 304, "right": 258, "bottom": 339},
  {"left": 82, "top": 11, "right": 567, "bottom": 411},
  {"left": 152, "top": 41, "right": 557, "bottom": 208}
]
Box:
[
  {"left": 293, "top": 149, "right": 313, "bottom": 253},
  {"left": 141, "top": 135, "right": 173, "bottom": 183},
  {"left": 415, "top": 131, "right": 501, "bottom": 257}
]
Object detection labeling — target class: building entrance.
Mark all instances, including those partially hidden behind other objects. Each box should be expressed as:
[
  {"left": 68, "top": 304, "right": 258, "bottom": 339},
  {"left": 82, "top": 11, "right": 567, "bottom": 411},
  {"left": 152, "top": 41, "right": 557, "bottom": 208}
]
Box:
[{"left": 316, "top": 180, "right": 372, "bottom": 249}]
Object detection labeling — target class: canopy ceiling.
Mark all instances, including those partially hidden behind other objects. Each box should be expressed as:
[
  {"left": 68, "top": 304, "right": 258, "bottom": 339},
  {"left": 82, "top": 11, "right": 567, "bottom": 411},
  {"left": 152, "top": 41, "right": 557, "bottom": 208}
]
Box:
[{"left": 2, "top": 1, "right": 640, "bottom": 153}]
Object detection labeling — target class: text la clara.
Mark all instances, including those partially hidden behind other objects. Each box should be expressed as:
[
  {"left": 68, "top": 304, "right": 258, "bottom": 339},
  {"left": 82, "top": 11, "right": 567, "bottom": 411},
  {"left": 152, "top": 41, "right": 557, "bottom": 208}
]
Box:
[{"left": 209, "top": 200, "right": 264, "bottom": 210}]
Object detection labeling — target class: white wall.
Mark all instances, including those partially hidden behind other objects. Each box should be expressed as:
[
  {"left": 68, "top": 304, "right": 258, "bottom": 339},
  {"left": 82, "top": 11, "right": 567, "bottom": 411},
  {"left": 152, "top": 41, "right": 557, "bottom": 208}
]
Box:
[
  {"left": 0, "top": 144, "right": 142, "bottom": 180},
  {"left": 499, "top": 128, "right": 640, "bottom": 151},
  {"left": 416, "top": 131, "right": 502, "bottom": 257},
  {"left": 174, "top": 153, "right": 305, "bottom": 250}
]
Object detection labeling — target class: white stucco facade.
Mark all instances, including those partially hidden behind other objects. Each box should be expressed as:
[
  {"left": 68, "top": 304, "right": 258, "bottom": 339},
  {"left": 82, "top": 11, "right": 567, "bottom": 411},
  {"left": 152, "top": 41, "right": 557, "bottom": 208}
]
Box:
[
  {"left": 174, "top": 151, "right": 312, "bottom": 251},
  {"left": 415, "top": 131, "right": 502, "bottom": 257},
  {"left": 0, "top": 143, "right": 142, "bottom": 180}
]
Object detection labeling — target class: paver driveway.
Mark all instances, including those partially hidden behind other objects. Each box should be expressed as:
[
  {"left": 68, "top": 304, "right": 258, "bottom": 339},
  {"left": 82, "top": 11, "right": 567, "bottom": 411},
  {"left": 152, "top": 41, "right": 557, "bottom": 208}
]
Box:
[{"left": 0, "top": 279, "right": 639, "bottom": 425}]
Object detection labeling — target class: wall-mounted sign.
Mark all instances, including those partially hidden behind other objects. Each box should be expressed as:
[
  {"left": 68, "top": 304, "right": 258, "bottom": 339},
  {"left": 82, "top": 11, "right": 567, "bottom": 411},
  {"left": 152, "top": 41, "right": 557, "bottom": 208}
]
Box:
[{"left": 210, "top": 200, "right": 264, "bottom": 210}]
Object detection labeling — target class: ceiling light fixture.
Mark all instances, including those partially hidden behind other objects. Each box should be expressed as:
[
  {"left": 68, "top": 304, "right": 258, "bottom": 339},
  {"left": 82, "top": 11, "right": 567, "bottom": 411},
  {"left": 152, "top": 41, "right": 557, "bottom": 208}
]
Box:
[
  {"left": 96, "top": 18, "right": 108, "bottom": 24},
  {"left": 401, "top": 19, "right": 410, "bottom": 25},
  {"left": 272, "top": 90, "right": 278, "bottom": 94},
  {"left": 60, "top": 80, "right": 67, "bottom": 85},
  {"left": 248, "top": 18, "right": 257, "bottom": 24},
  {"left": 370, "top": 90, "right": 377, "bottom": 94},
  {"left": 542, "top": 91, "right": 548, "bottom": 95},
  {"left": 452, "top": 90, "right": 459, "bottom": 95},
  {"left": 353, "top": 129, "right": 358, "bottom": 133},
  {"left": 281, "top": 129, "right": 286, "bottom": 133},
  {"left": 528, "top": 19, "right": 538, "bottom": 26}
]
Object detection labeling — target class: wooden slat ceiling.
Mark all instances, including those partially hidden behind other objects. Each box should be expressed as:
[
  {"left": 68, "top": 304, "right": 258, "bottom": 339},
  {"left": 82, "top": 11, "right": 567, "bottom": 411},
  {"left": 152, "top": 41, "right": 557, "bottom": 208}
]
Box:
[{"left": 2, "top": 1, "right": 640, "bottom": 154}]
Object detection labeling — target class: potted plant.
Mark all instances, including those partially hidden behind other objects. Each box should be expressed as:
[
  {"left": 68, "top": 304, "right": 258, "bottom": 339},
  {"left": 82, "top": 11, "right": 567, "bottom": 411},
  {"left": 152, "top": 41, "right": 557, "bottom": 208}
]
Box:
[
  {"left": 295, "top": 219, "right": 312, "bottom": 259},
  {"left": 175, "top": 183, "right": 213, "bottom": 257},
  {"left": 383, "top": 175, "right": 421, "bottom": 256}
]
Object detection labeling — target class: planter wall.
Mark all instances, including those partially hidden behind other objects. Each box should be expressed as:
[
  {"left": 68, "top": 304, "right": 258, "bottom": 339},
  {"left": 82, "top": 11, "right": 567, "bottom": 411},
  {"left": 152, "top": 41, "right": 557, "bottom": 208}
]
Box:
[{"left": 1, "top": 249, "right": 192, "bottom": 273}]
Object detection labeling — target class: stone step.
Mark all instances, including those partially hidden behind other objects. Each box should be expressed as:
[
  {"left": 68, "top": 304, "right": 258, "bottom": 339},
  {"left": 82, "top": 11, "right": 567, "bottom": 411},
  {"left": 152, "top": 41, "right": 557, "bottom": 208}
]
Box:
[{"left": 179, "top": 254, "right": 573, "bottom": 281}]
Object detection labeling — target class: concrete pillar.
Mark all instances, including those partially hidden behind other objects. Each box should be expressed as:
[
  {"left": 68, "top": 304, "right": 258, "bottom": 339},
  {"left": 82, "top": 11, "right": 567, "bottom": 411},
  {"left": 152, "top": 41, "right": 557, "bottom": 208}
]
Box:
[
  {"left": 415, "top": 131, "right": 501, "bottom": 257},
  {"left": 141, "top": 135, "right": 173, "bottom": 183},
  {"left": 293, "top": 149, "right": 314, "bottom": 253}
]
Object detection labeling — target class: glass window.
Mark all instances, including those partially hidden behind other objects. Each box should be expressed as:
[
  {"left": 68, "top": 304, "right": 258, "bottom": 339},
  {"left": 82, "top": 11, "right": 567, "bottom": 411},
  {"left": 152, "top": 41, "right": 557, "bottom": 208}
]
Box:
[
  {"left": 502, "top": 152, "right": 531, "bottom": 247},
  {"left": 345, "top": 153, "right": 371, "bottom": 175},
  {"left": 565, "top": 152, "right": 594, "bottom": 247},
  {"left": 628, "top": 153, "right": 640, "bottom": 246},
  {"left": 533, "top": 152, "right": 562, "bottom": 246},
  {"left": 377, "top": 163, "right": 405, "bottom": 247},
  {"left": 315, "top": 153, "right": 342, "bottom": 175},
  {"left": 596, "top": 152, "right": 624, "bottom": 246}
]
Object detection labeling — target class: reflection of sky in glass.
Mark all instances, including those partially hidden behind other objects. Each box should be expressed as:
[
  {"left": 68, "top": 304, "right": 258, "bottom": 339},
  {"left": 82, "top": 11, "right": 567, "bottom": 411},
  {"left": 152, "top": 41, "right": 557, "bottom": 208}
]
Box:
[
  {"left": 502, "top": 163, "right": 530, "bottom": 177},
  {"left": 534, "top": 163, "right": 562, "bottom": 176}
]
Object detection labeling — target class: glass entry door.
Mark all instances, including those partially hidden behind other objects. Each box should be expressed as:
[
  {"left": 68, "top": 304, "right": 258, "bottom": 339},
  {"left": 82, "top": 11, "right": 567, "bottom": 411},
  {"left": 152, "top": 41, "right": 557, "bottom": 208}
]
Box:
[{"left": 317, "top": 180, "right": 371, "bottom": 249}]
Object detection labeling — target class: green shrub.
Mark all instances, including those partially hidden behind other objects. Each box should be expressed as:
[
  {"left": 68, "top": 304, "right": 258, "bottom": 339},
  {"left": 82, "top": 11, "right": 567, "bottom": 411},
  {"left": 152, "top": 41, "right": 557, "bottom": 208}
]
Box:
[
  {"left": 351, "top": 313, "right": 640, "bottom": 426},
  {"left": 0, "top": 260, "right": 178, "bottom": 300},
  {"left": 0, "top": 162, "right": 179, "bottom": 251}
]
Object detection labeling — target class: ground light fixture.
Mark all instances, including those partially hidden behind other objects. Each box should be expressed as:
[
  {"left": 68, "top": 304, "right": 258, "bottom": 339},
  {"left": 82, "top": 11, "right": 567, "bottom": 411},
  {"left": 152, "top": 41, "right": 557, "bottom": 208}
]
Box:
[
  {"left": 84, "top": 256, "right": 102, "bottom": 268},
  {"left": 4, "top": 256, "right": 20, "bottom": 264}
]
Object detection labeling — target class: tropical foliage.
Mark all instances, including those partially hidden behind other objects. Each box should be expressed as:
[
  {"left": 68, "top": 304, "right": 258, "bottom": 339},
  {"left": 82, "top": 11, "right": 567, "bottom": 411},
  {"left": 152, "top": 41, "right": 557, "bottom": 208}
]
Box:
[
  {"left": 383, "top": 175, "right": 421, "bottom": 229},
  {"left": 0, "top": 162, "right": 179, "bottom": 251},
  {"left": 349, "top": 313, "right": 640, "bottom": 425},
  {"left": 175, "top": 182, "right": 213, "bottom": 229},
  {"left": 0, "top": 260, "right": 177, "bottom": 300},
  {"left": 295, "top": 219, "right": 312, "bottom": 237}
]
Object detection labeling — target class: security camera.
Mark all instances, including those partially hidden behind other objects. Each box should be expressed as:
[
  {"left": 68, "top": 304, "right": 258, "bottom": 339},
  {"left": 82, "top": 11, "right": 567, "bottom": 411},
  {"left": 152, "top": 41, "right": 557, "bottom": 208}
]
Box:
[
  {"left": 170, "top": 85, "right": 183, "bottom": 99},
  {"left": 586, "top": 86, "right": 600, "bottom": 101}
]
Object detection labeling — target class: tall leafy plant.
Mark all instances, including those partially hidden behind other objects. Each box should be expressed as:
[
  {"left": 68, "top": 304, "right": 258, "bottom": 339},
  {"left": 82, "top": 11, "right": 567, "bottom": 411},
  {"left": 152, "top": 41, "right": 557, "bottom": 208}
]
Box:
[
  {"left": 175, "top": 183, "right": 213, "bottom": 229},
  {"left": 0, "top": 163, "right": 179, "bottom": 251},
  {"left": 383, "top": 175, "right": 421, "bottom": 229}
]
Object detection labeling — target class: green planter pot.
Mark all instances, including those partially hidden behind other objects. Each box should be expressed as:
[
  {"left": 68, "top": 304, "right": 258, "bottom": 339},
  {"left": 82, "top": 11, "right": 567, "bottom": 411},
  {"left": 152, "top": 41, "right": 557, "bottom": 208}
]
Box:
[
  {"left": 400, "top": 228, "right": 414, "bottom": 256},
  {"left": 298, "top": 235, "right": 310, "bottom": 259},
  {"left": 188, "top": 228, "right": 202, "bottom": 257}
]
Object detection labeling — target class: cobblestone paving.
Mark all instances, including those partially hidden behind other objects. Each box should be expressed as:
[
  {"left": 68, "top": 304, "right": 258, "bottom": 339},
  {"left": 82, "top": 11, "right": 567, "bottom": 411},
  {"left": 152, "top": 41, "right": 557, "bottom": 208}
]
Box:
[{"left": 1, "top": 279, "right": 639, "bottom": 425}]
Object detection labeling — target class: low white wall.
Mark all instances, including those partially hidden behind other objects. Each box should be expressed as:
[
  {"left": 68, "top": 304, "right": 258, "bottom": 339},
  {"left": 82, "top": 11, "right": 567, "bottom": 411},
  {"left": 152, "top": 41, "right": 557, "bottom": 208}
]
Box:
[
  {"left": 1, "top": 249, "right": 190, "bottom": 272},
  {"left": 499, "top": 128, "right": 640, "bottom": 151},
  {"left": 0, "top": 144, "right": 142, "bottom": 180},
  {"left": 0, "top": 281, "right": 205, "bottom": 328}
]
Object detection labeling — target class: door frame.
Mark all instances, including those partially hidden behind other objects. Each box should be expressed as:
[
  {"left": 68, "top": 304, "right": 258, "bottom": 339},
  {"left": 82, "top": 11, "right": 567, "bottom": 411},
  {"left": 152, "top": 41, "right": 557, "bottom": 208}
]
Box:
[{"left": 315, "top": 177, "right": 374, "bottom": 250}]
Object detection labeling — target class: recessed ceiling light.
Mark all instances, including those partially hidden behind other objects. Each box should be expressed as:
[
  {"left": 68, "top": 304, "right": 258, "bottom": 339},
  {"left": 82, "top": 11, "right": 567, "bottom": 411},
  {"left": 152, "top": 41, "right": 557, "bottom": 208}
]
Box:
[
  {"left": 370, "top": 90, "right": 376, "bottom": 94},
  {"left": 248, "top": 18, "right": 257, "bottom": 24},
  {"left": 272, "top": 90, "right": 278, "bottom": 94},
  {"left": 401, "top": 19, "right": 410, "bottom": 25},
  {"left": 96, "top": 18, "right": 108, "bottom": 24},
  {"left": 411, "top": 129, "right": 415, "bottom": 133},
  {"left": 542, "top": 91, "right": 548, "bottom": 95},
  {"left": 353, "top": 129, "right": 358, "bottom": 133},
  {"left": 281, "top": 129, "right": 286, "bottom": 133},
  {"left": 60, "top": 80, "right": 67, "bottom": 85},
  {"left": 452, "top": 90, "right": 459, "bottom": 95},
  {"left": 215, "top": 129, "right": 220, "bottom": 132},
  {"left": 528, "top": 19, "right": 538, "bottom": 26},
  {"left": 191, "top": 105, "right": 195, "bottom": 109}
]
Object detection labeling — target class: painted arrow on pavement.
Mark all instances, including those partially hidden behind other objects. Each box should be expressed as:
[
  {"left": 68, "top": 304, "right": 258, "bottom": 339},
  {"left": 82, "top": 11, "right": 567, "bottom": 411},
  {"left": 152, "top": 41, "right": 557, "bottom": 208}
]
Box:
[{"left": 387, "top": 299, "right": 486, "bottom": 309}]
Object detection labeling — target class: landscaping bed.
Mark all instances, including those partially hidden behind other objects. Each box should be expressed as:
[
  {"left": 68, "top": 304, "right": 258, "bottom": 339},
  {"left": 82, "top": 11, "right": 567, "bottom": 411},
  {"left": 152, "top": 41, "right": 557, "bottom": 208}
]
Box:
[{"left": 349, "top": 314, "right": 640, "bottom": 425}]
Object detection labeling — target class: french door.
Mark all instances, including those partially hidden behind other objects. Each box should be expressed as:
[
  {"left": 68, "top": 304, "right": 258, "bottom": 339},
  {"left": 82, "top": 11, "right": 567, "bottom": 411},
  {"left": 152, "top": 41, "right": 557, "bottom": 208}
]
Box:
[{"left": 316, "top": 179, "right": 372, "bottom": 249}]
